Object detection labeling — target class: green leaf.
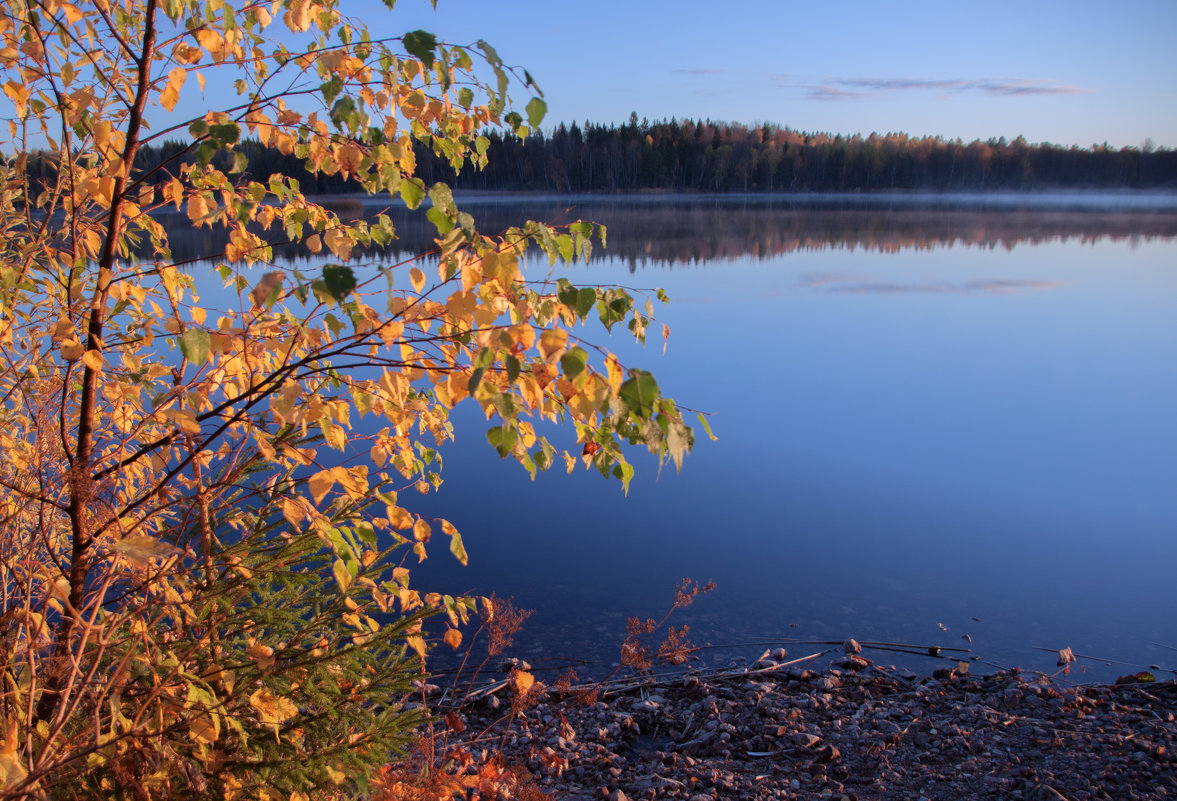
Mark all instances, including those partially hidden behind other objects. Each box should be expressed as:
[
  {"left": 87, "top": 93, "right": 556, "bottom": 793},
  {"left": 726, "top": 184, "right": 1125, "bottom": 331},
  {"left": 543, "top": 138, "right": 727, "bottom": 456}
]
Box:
[
  {"left": 426, "top": 206, "right": 454, "bottom": 235},
  {"left": 457, "top": 87, "right": 474, "bottom": 108},
  {"left": 322, "top": 265, "right": 357, "bottom": 301},
  {"left": 399, "top": 178, "right": 425, "bottom": 210},
  {"left": 619, "top": 370, "right": 659, "bottom": 418},
  {"left": 575, "top": 288, "right": 596, "bottom": 320},
  {"left": 402, "top": 30, "right": 438, "bottom": 68},
  {"left": 486, "top": 425, "right": 517, "bottom": 458},
  {"left": 533, "top": 440, "right": 554, "bottom": 472},
  {"left": 505, "top": 354, "right": 520, "bottom": 383},
  {"left": 449, "top": 531, "right": 468, "bottom": 566},
  {"left": 179, "top": 329, "right": 210, "bottom": 365},
  {"left": 612, "top": 460, "right": 635, "bottom": 495},
  {"left": 560, "top": 347, "right": 588, "bottom": 380},
  {"left": 525, "top": 97, "right": 547, "bottom": 129},
  {"left": 696, "top": 413, "right": 718, "bottom": 441},
  {"left": 467, "top": 366, "right": 485, "bottom": 393}
]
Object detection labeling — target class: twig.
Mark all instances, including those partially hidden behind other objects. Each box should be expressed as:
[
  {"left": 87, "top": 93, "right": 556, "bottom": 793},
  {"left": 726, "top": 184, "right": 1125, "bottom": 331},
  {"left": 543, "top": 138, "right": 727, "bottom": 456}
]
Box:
[{"left": 1032, "top": 647, "right": 1161, "bottom": 669}]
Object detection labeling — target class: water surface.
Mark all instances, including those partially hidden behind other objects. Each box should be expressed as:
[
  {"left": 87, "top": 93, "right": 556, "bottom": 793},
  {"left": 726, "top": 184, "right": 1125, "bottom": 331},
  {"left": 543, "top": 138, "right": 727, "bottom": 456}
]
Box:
[
  {"left": 401, "top": 198, "right": 1177, "bottom": 683},
  {"left": 175, "top": 196, "right": 1177, "bottom": 681}
]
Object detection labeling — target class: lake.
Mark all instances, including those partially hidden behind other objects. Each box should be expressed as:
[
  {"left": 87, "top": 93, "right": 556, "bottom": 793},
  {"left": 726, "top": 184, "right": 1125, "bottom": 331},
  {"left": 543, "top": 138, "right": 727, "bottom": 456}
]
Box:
[{"left": 182, "top": 194, "right": 1177, "bottom": 682}]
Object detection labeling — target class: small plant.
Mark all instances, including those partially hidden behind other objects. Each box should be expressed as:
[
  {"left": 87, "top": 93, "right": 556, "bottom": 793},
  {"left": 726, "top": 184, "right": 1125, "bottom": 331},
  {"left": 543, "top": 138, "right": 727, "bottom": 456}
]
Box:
[{"left": 618, "top": 578, "right": 716, "bottom": 676}]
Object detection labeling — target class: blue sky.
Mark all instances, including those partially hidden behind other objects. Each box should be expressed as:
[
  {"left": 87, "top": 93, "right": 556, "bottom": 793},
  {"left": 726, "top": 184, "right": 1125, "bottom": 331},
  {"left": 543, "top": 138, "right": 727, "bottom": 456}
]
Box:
[{"left": 380, "top": 0, "right": 1177, "bottom": 149}]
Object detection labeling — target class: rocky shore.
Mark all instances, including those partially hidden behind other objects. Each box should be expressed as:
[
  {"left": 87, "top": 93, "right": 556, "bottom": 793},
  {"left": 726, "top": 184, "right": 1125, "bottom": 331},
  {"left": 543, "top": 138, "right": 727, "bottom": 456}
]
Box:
[{"left": 432, "top": 650, "right": 1177, "bottom": 801}]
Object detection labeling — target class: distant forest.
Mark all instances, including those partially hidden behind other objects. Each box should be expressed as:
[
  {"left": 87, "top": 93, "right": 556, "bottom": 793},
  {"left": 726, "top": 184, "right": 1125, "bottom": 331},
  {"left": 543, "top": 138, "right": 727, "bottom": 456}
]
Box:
[
  {"left": 412, "top": 117, "right": 1177, "bottom": 194},
  {"left": 26, "top": 116, "right": 1177, "bottom": 195}
]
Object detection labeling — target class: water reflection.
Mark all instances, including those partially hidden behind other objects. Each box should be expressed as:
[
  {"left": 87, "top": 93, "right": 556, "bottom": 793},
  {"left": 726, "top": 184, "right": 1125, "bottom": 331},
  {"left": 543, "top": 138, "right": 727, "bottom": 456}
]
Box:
[{"left": 158, "top": 195, "right": 1177, "bottom": 270}]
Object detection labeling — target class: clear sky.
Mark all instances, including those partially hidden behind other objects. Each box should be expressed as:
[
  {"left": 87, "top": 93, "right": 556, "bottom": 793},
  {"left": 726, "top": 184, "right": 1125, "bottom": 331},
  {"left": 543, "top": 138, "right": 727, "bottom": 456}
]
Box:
[{"left": 378, "top": 0, "right": 1177, "bottom": 149}]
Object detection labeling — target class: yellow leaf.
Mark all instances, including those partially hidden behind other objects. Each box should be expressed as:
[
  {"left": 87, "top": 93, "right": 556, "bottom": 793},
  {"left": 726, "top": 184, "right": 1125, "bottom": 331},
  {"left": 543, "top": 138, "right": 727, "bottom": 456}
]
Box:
[
  {"left": 59, "top": 338, "right": 84, "bottom": 361},
  {"left": 308, "top": 469, "right": 335, "bottom": 505},
  {"left": 110, "top": 536, "right": 179, "bottom": 568},
  {"left": 409, "top": 267, "right": 426, "bottom": 293},
  {"left": 81, "top": 349, "right": 103, "bottom": 372},
  {"left": 170, "top": 409, "right": 201, "bottom": 437},
  {"left": 537, "top": 329, "right": 568, "bottom": 364},
  {"left": 247, "top": 641, "right": 275, "bottom": 671},
  {"left": 386, "top": 506, "right": 413, "bottom": 530},
  {"left": 605, "top": 355, "right": 624, "bottom": 393},
  {"left": 60, "top": 3, "right": 85, "bottom": 24},
  {"left": 0, "top": 717, "right": 28, "bottom": 791},
  {"left": 406, "top": 635, "right": 426, "bottom": 659},
  {"left": 325, "top": 765, "right": 346, "bottom": 786},
  {"left": 187, "top": 194, "right": 209, "bottom": 224},
  {"left": 443, "top": 628, "right": 462, "bottom": 650},
  {"left": 514, "top": 670, "right": 535, "bottom": 695},
  {"left": 188, "top": 712, "right": 220, "bottom": 745},
  {"left": 412, "top": 518, "right": 431, "bottom": 543},
  {"left": 285, "top": 0, "right": 312, "bottom": 32},
  {"left": 439, "top": 519, "right": 458, "bottom": 536},
  {"left": 2, "top": 81, "right": 29, "bottom": 117},
  {"left": 306, "top": 233, "right": 322, "bottom": 253},
  {"left": 248, "top": 689, "right": 297, "bottom": 726},
  {"left": 322, "top": 227, "right": 352, "bottom": 260},
  {"left": 160, "top": 67, "right": 186, "bottom": 112}
]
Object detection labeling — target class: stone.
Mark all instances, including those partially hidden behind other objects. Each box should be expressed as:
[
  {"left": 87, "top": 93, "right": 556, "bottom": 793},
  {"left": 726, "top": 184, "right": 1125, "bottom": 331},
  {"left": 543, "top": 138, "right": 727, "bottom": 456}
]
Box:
[
  {"left": 843, "top": 638, "right": 862, "bottom": 655},
  {"left": 814, "top": 744, "right": 841, "bottom": 763},
  {"left": 791, "top": 732, "right": 822, "bottom": 748}
]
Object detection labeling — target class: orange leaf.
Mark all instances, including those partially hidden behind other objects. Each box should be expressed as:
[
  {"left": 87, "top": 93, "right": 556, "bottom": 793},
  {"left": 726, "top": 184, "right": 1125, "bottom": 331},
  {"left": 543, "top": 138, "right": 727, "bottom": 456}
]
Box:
[
  {"left": 514, "top": 670, "right": 535, "bottom": 695},
  {"left": 443, "top": 628, "right": 462, "bottom": 650},
  {"left": 409, "top": 267, "right": 426, "bottom": 293}
]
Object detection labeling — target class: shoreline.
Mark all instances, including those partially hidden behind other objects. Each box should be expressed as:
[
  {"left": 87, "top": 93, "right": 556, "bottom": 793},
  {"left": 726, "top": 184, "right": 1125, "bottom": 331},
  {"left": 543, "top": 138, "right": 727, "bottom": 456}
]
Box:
[
  {"left": 318, "top": 188, "right": 1177, "bottom": 213},
  {"left": 423, "top": 652, "right": 1177, "bottom": 800}
]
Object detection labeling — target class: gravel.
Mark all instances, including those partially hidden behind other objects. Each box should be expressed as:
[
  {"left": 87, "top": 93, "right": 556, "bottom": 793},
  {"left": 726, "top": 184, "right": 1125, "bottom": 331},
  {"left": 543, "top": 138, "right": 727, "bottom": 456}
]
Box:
[{"left": 436, "top": 660, "right": 1177, "bottom": 800}]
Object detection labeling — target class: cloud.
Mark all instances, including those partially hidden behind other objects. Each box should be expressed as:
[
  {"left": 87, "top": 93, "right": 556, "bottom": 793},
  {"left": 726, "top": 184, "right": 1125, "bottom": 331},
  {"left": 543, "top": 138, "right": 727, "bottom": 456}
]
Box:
[
  {"left": 804, "top": 77, "right": 1088, "bottom": 101},
  {"left": 806, "top": 85, "right": 872, "bottom": 102},
  {"left": 799, "top": 274, "right": 1065, "bottom": 295}
]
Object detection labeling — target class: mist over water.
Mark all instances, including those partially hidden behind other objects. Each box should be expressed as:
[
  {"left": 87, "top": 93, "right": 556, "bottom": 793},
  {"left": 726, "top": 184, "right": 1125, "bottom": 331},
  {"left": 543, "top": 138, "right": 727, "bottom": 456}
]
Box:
[{"left": 174, "top": 197, "right": 1177, "bottom": 682}]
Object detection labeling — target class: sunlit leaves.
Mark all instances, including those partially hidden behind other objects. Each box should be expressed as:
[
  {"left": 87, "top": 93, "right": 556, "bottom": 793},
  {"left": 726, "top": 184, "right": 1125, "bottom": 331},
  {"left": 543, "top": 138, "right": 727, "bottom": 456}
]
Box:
[
  {"left": 409, "top": 266, "right": 426, "bottom": 293},
  {"left": 0, "top": 0, "right": 699, "bottom": 795},
  {"left": 249, "top": 689, "right": 299, "bottom": 727},
  {"left": 160, "top": 67, "right": 186, "bottom": 111}
]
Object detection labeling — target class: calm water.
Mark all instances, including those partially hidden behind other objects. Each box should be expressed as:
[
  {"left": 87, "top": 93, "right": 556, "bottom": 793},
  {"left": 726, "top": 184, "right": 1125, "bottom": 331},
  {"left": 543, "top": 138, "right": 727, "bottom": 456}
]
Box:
[{"left": 183, "top": 196, "right": 1177, "bottom": 682}]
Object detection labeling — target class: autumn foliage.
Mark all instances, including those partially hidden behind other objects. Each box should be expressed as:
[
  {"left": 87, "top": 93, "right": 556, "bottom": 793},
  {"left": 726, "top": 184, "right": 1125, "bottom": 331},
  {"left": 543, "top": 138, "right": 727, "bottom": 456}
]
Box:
[{"left": 0, "top": 1, "right": 694, "bottom": 798}]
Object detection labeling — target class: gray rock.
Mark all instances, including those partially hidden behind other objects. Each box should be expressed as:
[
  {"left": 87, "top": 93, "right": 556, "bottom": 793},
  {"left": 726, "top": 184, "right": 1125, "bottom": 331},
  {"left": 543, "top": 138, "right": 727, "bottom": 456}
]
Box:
[
  {"left": 791, "top": 732, "right": 822, "bottom": 748},
  {"left": 843, "top": 638, "right": 862, "bottom": 654}
]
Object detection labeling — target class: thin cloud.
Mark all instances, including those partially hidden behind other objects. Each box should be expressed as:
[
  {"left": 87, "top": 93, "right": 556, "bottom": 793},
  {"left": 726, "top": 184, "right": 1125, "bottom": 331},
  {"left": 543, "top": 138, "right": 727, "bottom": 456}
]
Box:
[
  {"left": 804, "top": 76, "right": 1088, "bottom": 100},
  {"left": 806, "top": 85, "right": 871, "bottom": 101}
]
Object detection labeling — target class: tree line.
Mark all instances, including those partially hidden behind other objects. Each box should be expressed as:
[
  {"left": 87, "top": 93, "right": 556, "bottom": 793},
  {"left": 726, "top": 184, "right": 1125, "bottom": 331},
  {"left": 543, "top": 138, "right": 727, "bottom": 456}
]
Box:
[
  {"left": 20, "top": 117, "right": 1176, "bottom": 199},
  {"left": 419, "top": 116, "right": 1177, "bottom": 194}
]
